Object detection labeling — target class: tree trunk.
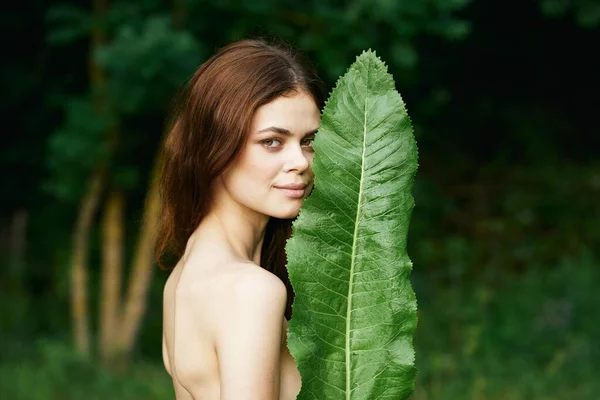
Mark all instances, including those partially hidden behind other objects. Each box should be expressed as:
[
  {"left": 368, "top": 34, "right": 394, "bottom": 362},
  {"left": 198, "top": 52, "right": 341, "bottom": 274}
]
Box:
[
  {"left": 117, "top": 156, "right": 162, "bottom": 360},
  {"left": 70, "top": 170, "right": 103, "bottom": 356},
  {"left": 69, "top": 0, "right": 108, "bottom": 357},
  {"left": 99, "top": 189, "right": 124, "bottom": 365},
  {"left": 4, "top": 209, "right": 28, "bottom": 284},
  {"left": 113, "top": 0, "right": 185, "bottom": 362}
]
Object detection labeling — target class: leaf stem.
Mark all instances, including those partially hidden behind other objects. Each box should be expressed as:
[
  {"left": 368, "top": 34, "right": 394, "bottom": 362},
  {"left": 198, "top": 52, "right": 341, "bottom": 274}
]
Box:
[{"left": 346, "top": 58, "right": 370, "bottom": 399}]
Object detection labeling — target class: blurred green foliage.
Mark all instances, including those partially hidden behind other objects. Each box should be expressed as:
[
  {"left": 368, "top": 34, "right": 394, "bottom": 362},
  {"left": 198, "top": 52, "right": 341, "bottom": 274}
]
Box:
[
  {"left": 95, "top": 15, "right": 204, "bottom": 114},
  {"left": 0, "top": 340, "right": 173, "bottom": 400},
  {"left": 1, "top": 0, "right": 599, "bottom": 398},
  {"left": 540, "top": 0, "right": 600, "bottom": 28},
  {"left": 412, "top": 251, "right": 600, "bottom": 399}
]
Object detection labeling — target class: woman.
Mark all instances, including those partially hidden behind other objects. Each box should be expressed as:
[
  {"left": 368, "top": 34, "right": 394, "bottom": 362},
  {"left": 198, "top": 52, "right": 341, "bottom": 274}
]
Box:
[{"left": 157, "top": 38, "right": 325, "bottom": 399}]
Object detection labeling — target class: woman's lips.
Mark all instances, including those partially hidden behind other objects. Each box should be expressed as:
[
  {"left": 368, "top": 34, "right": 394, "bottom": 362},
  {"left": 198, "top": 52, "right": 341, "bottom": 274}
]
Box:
[{"left": 276, "top": 187, "right": 306, "bottom": 199}]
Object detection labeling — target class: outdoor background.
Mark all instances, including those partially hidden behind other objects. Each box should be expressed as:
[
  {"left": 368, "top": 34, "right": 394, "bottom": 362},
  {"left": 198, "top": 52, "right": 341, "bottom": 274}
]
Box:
[{"left": 1, "top": 0, "right": 599, "bottom": 399}]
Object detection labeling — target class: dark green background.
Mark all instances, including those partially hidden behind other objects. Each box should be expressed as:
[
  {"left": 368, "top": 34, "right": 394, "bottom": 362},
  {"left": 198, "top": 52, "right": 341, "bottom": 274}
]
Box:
[{"left": 1, "top": 0, "right": 599, "bottom": 398}]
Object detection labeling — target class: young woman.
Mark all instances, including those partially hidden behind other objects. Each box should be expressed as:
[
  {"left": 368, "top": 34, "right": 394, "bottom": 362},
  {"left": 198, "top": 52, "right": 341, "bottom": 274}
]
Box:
[{"left": 157, "top": 39, "right": 325, "bottom": 399}]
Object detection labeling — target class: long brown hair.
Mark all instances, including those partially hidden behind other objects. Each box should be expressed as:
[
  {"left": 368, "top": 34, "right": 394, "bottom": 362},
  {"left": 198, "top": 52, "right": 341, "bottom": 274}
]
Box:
[{"left": 156, "top": 38, "right": 325, "bottom": 318}]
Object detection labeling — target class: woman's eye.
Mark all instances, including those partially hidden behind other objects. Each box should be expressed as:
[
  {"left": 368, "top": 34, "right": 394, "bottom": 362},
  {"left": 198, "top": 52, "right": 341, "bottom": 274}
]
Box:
[
  {"left": 302, "top": 138, "right": 315, "bottom": 148},
  {"left": 261, "top": 138, "right": 282, "bottom": 148}
]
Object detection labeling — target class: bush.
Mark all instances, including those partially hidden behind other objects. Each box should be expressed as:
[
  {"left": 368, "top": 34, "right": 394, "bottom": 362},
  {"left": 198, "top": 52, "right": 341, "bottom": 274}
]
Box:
[
  {"left": 0, "top": 340, "right": 173, "bottom": 400},
  {"left": 412, "top": 251, "right": 600, "bottom": 399}
]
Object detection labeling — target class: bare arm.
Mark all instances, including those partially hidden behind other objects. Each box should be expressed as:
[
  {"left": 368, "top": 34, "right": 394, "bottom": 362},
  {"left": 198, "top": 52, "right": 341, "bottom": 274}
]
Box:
[{"left": 216, "top": 268, "right": 287, "bottom": 400}]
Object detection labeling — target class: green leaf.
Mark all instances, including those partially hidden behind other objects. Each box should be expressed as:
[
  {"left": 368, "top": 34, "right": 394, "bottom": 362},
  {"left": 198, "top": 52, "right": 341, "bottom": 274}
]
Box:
[{"left": 286, "top": 50, "right": 419, "bottom": 399}]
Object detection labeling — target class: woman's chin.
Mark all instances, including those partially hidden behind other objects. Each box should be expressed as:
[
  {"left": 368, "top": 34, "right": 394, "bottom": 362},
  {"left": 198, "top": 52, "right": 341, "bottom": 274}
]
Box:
[{"left": 271, "top": 205, "right": 302, "bottom": 219}]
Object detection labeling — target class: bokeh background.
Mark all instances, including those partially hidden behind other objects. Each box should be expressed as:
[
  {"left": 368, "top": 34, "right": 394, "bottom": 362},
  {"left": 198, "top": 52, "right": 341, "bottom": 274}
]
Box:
[{"left": 2, "top": 0, "right": 599, "bottom": 399}]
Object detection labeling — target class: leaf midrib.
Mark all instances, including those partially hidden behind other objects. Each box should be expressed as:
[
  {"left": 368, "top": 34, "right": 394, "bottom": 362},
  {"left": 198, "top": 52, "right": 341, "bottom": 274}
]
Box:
[{"left": 345, "top": 60, "right": 369, "bottom": 399}]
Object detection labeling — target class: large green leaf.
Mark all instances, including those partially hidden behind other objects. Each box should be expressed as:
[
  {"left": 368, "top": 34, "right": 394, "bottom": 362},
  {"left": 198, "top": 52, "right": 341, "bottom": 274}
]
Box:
[{"left": 286, "top": 50, "right": 418, "bottom": 399}]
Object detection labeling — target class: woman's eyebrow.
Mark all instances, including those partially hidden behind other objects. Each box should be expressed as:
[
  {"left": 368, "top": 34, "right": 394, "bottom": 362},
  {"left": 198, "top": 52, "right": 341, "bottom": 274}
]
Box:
[{"left": 257, "top": 126, "right": 319, "bottom": 136}]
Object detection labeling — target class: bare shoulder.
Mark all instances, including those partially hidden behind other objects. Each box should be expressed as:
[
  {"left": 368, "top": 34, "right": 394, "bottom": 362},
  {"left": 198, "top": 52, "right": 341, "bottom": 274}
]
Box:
[
  {"left": 214, "top": 263, "right": 289, "bottom": 398},
  {"left": 224, "top": 262, "right": 288, "bottom": 317},
  {"left": 175, "top": 258, "right": 287, "bottom": 323},
  {"left": 232, "top": 263, "right": 287, "bottom": 297}
]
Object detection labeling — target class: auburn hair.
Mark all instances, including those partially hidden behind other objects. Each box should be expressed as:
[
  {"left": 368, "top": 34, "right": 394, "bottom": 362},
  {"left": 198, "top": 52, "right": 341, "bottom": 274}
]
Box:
[{"left": 155, "top": 38, "right": 325, "bottom": 318}]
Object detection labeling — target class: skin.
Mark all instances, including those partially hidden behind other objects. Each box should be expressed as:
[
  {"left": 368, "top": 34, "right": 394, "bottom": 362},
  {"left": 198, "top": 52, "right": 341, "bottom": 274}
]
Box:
[{"left": 162, "top": 90, "right": 321, "bottom": 400}]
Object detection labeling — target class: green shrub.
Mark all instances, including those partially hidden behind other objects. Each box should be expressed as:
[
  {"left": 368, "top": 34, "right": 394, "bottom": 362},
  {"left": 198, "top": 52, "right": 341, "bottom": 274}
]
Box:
[
  {"left": 0, "top": 340, "right": 173, "bottom": 400},
  {"left": 412, "top": 251, "right": 600, "bottom": 399}
]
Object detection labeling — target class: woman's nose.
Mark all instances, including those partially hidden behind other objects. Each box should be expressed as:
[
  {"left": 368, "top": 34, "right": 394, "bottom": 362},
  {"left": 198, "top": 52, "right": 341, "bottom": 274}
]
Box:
[{"left": 283, "top": 145, "right": 309, "bottom": 172}]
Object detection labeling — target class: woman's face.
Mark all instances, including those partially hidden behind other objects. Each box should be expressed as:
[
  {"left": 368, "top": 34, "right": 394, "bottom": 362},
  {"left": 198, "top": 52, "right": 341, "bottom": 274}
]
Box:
[{"left": 220, "top": 90, "right": 321, "bottom": 220}]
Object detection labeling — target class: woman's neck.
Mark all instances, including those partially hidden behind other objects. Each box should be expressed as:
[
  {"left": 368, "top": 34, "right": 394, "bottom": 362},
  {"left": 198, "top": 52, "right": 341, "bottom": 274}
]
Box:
[{"left": 199, "top": 197, "right": 270, "bottom": 266}]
